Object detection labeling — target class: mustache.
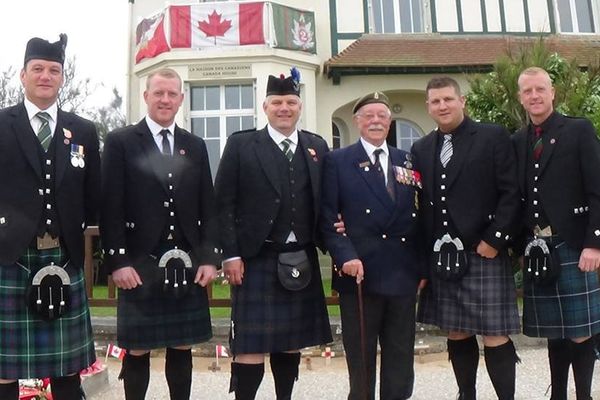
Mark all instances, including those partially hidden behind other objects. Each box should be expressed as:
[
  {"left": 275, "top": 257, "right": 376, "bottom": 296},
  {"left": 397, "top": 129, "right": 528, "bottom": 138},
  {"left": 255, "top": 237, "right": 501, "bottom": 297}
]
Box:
[{"left": 367, "top": 124, "right": 385, "bottom": 131}]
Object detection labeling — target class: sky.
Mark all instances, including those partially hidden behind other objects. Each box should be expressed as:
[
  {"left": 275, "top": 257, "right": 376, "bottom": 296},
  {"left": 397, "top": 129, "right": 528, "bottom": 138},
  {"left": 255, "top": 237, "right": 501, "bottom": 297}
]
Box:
[{"left": 1, "top": 0, "right": 130, "bottom": 108}]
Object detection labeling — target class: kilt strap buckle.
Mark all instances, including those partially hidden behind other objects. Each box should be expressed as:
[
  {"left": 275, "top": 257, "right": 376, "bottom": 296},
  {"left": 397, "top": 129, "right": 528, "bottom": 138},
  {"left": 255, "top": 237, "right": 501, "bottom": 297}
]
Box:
[{"left": 37, "top": 233, "right": 60, "bottom": 250}]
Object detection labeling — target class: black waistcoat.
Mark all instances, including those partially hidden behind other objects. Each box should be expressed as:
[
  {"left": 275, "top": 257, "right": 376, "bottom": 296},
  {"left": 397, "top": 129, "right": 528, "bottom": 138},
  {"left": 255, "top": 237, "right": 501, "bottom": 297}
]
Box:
[
  {"left": 525, "top": 130, "right": 551, "bottom": 230},
  {"left": 268, "top": 141, "right": 314, "bottom": 246},
  {"left": 36, "top": 136, "right": 61, "bottom": 238}
]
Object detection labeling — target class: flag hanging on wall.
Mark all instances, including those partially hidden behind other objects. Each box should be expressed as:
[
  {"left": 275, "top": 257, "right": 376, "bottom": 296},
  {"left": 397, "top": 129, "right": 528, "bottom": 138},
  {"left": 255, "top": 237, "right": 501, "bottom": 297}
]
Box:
[
  {"left": 135, "top": 9, "right": 170, "bottom": 63},
  {"left": 170, "top": 2, "right": 265, "bottom": 48},
  {"left": 271, "top": 3, "right": 316, "bottom": 53}
]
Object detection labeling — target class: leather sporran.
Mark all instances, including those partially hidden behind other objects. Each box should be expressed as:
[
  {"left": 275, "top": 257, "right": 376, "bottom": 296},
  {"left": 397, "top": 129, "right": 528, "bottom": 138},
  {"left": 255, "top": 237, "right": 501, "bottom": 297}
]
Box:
[
  {"left": 26, "top": 264, "right": 71, "bottom": 321},
  {"left": 431, "top": 234, "right": 469, "bottom": 281},
  {"left": 524, "top": 238, "right": 561, "bottom": 286},
  {"left": 277, "top": 250, "right": 312, "bottom": 291}
]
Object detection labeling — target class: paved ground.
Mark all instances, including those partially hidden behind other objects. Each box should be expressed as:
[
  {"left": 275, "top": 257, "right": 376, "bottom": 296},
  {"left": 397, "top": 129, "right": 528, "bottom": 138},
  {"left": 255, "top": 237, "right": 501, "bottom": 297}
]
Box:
[{"left": 89, "top": 347, "right": 599, "bottom": 399}]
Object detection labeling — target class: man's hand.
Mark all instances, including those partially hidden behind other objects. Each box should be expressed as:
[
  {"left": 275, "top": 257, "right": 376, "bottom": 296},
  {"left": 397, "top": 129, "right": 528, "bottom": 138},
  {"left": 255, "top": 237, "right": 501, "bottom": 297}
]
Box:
[
  {"left": 194, "top": 265, "right": 218, "bottom": 287},
  {"left": 112, "top": 266, "right": 142, "bottom": 289},
  {"left": 417, "top": 279, "right": 427, "bottom": 294},
  {"left": 476, "top": 240, "right": 498, "bottom": 259},
  {"left": 342, "top": 259, "right": 364, "bottom": 284},
  {"left": 334, "top": 213, "right": 346, "bottom": 234},
  {"left": 223, "top": 259, "right": 245, "bottom": 285},
  {"left": 578, "top": 248, "right": 600, "bottom": 272}
]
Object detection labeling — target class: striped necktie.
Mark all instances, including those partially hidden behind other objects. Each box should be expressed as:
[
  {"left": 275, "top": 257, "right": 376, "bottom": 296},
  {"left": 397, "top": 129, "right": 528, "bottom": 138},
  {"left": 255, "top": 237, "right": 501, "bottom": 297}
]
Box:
[
  {"left": 280, "top": 138, "right": 294, "bottom": 161},
  {"left": 36, "top": 111, "right": 52, "bottom": 151},
  {"left": 533, "top": 126, "right": 543, "bottom": 161},
  {"left": 440, "top": 134, "right": 453, "bottom": 168}
]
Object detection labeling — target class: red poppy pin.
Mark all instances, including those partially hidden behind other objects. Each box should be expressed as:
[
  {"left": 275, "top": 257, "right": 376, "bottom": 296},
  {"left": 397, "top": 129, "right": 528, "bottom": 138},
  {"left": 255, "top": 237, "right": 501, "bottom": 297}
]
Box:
[{"left": 307, "top": 148, "right": 317, "bottom": 161}]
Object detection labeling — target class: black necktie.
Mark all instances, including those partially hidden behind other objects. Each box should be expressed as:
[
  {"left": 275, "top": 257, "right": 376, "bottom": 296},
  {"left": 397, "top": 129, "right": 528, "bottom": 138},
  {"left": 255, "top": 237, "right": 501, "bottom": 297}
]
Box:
[
  {"left": 533, "top": 126, "right": 543, "bottom": 161},
  {"left": 159, "top": 129, "right": 171, "bottom": 156},
  {"left": 373, "top": 149, "right": 395, "bottom": 200}
]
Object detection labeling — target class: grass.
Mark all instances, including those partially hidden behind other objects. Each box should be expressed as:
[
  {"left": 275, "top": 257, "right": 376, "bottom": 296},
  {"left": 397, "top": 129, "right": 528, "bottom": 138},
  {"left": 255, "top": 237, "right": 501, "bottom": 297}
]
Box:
[{"left": 90, "top": 278, "right": 340, "bottom": 318}]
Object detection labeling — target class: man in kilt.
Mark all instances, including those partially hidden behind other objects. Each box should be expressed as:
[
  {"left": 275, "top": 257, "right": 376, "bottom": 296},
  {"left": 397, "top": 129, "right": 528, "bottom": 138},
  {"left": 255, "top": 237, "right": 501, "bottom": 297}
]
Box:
[
  {"left": 100, "top": 68, "right": 220, "bottom": 400},
  {"left": 214, "top": 70, "right": 332, "bottom": 400},
  {"left": 0, "top": 35, "right": 100, "bottom": 399},
  {"left": 414, "top": 77, "right": 522, "bottom": 400},
  {"left": 514, "top": 67, "right": 600, "bottom": 400},
  {"left": 320, "top": 92, "right": 426, "bottom": 400}
]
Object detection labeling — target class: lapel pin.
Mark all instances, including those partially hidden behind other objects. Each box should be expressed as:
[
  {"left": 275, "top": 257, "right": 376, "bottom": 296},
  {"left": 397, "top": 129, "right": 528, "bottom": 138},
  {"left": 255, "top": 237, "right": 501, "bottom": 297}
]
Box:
[
  {"left": 64, "top": 139, "right": 70, "bottom": 145},
  {"left": 359, "top": 161, "right": 370, "bottom": 168},
  {"left": 550, "top": 138, "right": 556, "bottom": 144},
  {"left": 179, "top": 149, "right": 186, "bottom": 155},
  {"left": 63, "top": 128, "right": 72, "bottom": 139}
]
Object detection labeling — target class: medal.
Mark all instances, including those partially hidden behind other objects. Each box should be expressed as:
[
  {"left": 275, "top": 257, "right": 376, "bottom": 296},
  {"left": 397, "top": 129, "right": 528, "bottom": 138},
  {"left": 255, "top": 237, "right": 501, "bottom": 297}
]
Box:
[{"left": 71, "top": 155, "right": 79, "bottom": 167}]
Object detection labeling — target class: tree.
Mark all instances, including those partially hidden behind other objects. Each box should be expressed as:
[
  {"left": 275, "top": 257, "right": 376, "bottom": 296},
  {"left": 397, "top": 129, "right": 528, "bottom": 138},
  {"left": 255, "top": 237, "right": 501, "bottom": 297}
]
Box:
[
  {"left": 0, "top": 66, "right": 23, "bottom": 108},
  {"left": 466, "top": 38, "right": 600, "bottom": 135},
  {"left": 91, "top": 87, "right": 126, "bottom": 147}
]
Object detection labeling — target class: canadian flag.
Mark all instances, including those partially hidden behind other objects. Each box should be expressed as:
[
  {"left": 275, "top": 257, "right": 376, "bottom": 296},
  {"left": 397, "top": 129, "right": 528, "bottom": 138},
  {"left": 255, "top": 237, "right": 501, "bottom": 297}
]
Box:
[
  {"left": 135, "top": 10, "right": 170, "bottom": 63},
  {"left": 107, "top": 343, "right": 126, "bottom": 360},
  {"left": 216, "top": 344, "right": 229, "bottom": 357},
  {"left": 170, "top": 2, "right": 265, "bottom": 48}
]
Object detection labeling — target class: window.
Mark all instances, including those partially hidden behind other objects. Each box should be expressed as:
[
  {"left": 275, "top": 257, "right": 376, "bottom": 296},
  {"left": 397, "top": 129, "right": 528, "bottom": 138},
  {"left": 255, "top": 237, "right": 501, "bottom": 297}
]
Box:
[
  {"left": 190, "top": 83, "right": 255, "bottom": 179},
  {"left": 332, "top": 122, "right": 341, "bottom": 149},
  {"left": 371, "top": 0, "right": 424, "bottom": 33},
  {"left": 386, "top": 119, "right": 422, "bottom": 151},
  {"left": 556, "top": 0, "right": 595, "bottom": 33}
]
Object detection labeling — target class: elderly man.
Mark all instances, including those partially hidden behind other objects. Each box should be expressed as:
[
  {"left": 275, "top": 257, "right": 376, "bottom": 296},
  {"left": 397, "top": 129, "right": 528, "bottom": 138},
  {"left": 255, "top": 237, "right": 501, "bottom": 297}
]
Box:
[
  {"left": 414, "top": 76, "right": 521, "bottom": 400},
  {"left": 101, "top": 68, "right": 220, "bottom": 400},
  {"left": 214, "top": 70, "right": 332, "bottom": 400},
  {"left": 514, "top": 67, "right": 600, "bottom": 400},
  {"left": 0, "top": 35, "right": 100, "bottom": 399},
  {"left": 320, "top": 92, "right": 425, "bottom": 400}
]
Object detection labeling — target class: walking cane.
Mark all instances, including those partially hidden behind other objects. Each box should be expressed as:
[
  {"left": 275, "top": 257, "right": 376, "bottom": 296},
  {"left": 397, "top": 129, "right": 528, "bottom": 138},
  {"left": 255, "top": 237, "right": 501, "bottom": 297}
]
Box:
[{"left": 357, "top": 281, "right": 369, "bottom": 400}]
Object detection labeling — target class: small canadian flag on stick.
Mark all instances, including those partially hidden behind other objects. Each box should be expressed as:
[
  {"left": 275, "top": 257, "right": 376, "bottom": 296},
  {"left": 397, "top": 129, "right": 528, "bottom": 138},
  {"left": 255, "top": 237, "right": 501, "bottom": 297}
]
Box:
[
  {"left": 216, "top": 344, "right": 229, "bottom": 358},
  {"left": 106, "top": 343, "right": 126, "bottom": 361}
]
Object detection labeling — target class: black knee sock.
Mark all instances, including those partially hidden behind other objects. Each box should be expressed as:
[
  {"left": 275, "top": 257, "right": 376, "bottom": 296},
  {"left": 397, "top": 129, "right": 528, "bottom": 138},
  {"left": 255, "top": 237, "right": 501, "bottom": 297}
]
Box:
[
  {"left": 50, "top": 374, "right": 84, "bottom": 400},
  {"left": 484, "top": 339, "right": 519, "bottom": 400},
  {"left": 119, "top": 352, "right": 150, "bottom": 400},
  {"left": 571, "top": 338, "right": 596, "bottom": 400},
  {"left": 0, "top": 382, "right": 19, "bottom": 400},
  {"left": 229, "top": 362, "right": 264, "bottom": 400},
  {"left": 447, "top": 336, "right": 479, "bottom": 400},
  {"left": 269, "top": 352, "right": 301, "bottom": 400},
  {"left": 548, "top": 339, "right": 571, "bottom": 400},
  {"left": 165, "top": 348, "right": 193, "bottom": 400}
]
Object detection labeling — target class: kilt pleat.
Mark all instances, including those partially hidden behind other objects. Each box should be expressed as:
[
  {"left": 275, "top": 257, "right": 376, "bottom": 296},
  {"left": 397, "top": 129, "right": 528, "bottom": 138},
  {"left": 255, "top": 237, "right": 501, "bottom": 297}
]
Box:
[
  {"left": 0, "top": 248, "right": 95, "bottom": 379},
  {"left": 417, "top": 251, "right": 520, "bottom": 335},
  {"left": 117, "top": 256, "right": 212, "bottom": 349},
  {"left": 523, "top": 242, "right": 600, "bottom": 338},
  {"left": 229, "top": 246, "right": 332, "bottom": 354}
]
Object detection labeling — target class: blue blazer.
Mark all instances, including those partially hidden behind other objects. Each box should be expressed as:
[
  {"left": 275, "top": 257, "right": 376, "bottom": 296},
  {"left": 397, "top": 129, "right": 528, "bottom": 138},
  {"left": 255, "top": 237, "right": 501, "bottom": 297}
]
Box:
[{"left": 320, "top": 141, "right": 424, "bottom": 296}]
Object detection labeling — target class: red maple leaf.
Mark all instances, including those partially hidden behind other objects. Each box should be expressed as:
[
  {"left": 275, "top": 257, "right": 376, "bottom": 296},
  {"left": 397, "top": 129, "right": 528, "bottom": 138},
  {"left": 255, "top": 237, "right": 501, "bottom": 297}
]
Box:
[{"left": 198, "top": 10, "right": 232, "bottom": 40}]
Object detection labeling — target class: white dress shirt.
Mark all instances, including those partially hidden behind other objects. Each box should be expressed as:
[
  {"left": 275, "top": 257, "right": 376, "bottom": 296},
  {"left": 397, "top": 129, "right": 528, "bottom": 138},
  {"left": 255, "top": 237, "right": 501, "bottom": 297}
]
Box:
[
  {"left": 24, "top": 98, "right": 58, "bottom": 136},
  {"left": 360, "top": 137, "right": 390, "bottom": 184},
  {"left": 146, "top": 115, "right": 175, "bottom": 155}
]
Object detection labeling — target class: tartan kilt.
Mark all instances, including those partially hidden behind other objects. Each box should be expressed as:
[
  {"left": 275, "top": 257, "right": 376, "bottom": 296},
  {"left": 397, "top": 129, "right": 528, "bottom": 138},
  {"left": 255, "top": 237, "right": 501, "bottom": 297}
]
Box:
[
  {"left": 417, "top": 251, "right": 520, "bottom": 335},
  {"left": 523, "top": 242, "right": 600, "bottom": 338},
  {"left": 0, "top": 247, "right": 96, "bottom": 379},
  {"left": 117, "top": 256, "right": 212, "bottom": 349},
  {"left": 229, "top": 246, "right": 332, "bottom": 354}
]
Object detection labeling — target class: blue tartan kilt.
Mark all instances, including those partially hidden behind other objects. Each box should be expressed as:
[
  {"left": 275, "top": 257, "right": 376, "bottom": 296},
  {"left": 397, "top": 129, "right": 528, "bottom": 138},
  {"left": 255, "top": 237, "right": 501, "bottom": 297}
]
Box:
[
  {"left": 0, "top": 248, "right": 96, "bottom": 379},
  {"left": 117, "top": 256, "right": 213, "bottom": 350},
  {"left": 229, "top": 246, "right": 333, "bottom": 354},
  {"left": 523, "top": 242, "right": 600, "bottom": 338},
  {"left": 417, "top": 251, "right": 521, "bottom": 336}
]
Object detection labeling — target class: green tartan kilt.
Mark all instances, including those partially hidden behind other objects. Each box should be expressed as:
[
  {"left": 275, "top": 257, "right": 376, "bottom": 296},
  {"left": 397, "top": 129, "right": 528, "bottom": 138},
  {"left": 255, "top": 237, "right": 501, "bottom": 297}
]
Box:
[{"left": 0, "top": 247, "right": 96, "bottom": 379}]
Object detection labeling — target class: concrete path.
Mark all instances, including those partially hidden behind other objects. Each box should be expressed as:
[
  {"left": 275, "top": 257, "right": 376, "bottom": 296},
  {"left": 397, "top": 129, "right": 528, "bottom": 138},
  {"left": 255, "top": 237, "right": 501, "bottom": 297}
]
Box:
[{"left": 90, "top": 347, "right": 599, "bottom": 399}]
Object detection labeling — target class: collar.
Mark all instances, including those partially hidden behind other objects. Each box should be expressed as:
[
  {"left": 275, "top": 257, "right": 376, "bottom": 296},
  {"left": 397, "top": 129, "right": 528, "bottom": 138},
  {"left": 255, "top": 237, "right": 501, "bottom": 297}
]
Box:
[
  {"left": 267, "top": 124, "right": 298, "bottom": 145},
  {"left": 24, "top": 98, "right": 58, "bottom": 123},
  {"left": 529, "top": 111, "right": 559, "bottom": 135},
  {"left": 436, "top": 116, "right": 468, "bottom": 138},
  {"left": 145, "top": 115, "right": 176, "bottom": 136},
  {"left": 360, "top": 137, "right": 389, "bottom": 158}
]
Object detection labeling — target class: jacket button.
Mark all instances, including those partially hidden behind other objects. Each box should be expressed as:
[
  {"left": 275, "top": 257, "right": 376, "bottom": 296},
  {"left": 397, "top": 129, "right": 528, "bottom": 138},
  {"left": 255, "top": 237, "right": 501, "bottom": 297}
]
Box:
[{"left": 382, "top": 234, "right": 387, "bottom": 239}]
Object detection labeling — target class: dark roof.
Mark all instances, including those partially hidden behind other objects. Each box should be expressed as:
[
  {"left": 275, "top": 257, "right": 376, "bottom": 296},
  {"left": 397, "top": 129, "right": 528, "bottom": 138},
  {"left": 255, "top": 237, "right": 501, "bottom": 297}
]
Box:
[{"left": 324, "top": 34, "right": 600, "bottom": 82}]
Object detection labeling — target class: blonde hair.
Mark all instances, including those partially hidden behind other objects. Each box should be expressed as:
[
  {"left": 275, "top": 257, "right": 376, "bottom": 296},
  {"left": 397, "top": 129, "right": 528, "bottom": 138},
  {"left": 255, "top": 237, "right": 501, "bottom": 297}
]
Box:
[{"left": 146, "top": 68, "right": 182, "bottom": 91}]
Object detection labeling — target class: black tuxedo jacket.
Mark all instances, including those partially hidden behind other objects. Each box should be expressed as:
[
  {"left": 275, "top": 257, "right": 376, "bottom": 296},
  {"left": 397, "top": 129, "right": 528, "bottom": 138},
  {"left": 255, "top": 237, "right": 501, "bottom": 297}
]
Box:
[
  {"left": 411, "top": 117, "right": 520, "bottom": 250},
  {"left": 513, "top": 112, "right": 600, "bottom": 250},
  {"left": 0, "top": 103, "right": 100, "bottom": 266},
  {"left": 214, "top": 126, "right": 329, "bottom": 259},
  {"left": 100, "top": 119, "right": 220, "bottom": 271},
  {"left": 320, "top": 141, "right": 424, "bottom": 296}
]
